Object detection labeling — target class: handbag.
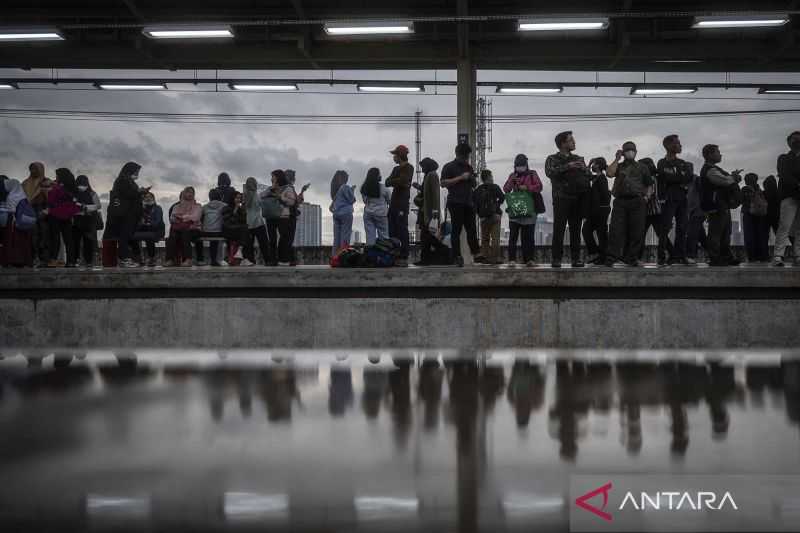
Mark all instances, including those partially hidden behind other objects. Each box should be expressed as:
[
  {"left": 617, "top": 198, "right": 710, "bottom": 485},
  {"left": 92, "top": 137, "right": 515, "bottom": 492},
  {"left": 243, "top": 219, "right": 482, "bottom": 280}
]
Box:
[
  {"left": 505, "top": 190, "right": 534, "bottom": 219},
  {"left": 94, "top": 211, "right": 105, "bottom": 231}
]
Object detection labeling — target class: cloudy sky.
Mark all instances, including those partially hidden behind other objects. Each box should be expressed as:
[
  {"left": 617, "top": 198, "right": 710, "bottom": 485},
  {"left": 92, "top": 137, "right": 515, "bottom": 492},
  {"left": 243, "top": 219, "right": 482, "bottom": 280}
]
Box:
[{"left": 1, "top": 68, "right": 799, "bottom": 243}]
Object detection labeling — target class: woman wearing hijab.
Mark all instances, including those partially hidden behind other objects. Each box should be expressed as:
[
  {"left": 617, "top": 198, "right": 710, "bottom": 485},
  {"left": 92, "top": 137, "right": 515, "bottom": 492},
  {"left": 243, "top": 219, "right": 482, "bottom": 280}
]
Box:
[
  {"left": 106, "top": 161, "right": 143, "bottom": 268},
  {"left": 130, "top": 191, "right": 165, "bottom": 267},
  {"left": 414, "top": 157, "right": 449, "bottom": 266},
  {"left": 22, "top": 162, "right": 50, "bottom": 265},
  {"left": 47, "top": 168, "right": 81, "bottom": 267},
  {"left": 0, "top": 178, "right": 34, "bottom": 267},
  {"left": 222, "top": 191, "right": 250, "bottom": 266},
  {"left": 71, "top": 175, "right": 102, "bottom": 267},
  {"left": 272, "top": 170, "right": 297, "bottom": 265},
  {"left": 165, "top": 186, "right": 202, "bottom": 267},
  {"left": 361, "top": 167, "right": 392, "bottom": 245},
  {"left": 244, "top": 177, "right": 271, "bottom": 266},
  {"left": 330, "top": 170, "right": 356, "bottom": 254}
]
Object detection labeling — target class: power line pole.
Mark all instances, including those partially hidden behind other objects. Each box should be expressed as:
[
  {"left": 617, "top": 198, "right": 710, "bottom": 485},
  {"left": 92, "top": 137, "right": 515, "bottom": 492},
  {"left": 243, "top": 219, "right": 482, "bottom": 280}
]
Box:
[
  {"left": 475, "top": 97, "right": 492, "bottom": 173},
  {"left": 414, "top": 109, "right": 422, "bottom": 182}
]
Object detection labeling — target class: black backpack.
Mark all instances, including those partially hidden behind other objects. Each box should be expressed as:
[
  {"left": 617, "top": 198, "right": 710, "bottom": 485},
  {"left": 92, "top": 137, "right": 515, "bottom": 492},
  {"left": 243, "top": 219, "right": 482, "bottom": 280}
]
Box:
[{"left": 477, "top": 185, "right": 498, "bottom": 218}]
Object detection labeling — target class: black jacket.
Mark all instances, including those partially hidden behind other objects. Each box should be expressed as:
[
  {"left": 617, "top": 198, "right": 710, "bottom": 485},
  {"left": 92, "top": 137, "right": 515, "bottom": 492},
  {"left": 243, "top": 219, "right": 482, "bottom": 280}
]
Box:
[
  {"left": 441, "top": 158, "right": 477, "bottom": 206},
  {"left": 473, "top": 183, "right": 505, "bottom": 218},
  {"left": 589, "top": 173, "right": 611, "bottom": 212},
  {"left": 656, "top": 157, "right": 693, "bottom": 201},
  {"left": 777, "top": 151, "right": 800, "bottom": 200},
  {"left": 108, "top": 176, "right": 141, "bottom": 221}
]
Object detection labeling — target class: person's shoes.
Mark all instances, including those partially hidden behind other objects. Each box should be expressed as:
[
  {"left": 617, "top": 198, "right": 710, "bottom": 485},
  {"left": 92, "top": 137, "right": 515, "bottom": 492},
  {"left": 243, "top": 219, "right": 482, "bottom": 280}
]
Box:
[
  {"left": 278, "top": 262, "right": 291, "bottom": 266},
  {"left": 473, "top": 255, "right": 487, "bottom": 264},
  {"left": 686, "top": 257, "right": 697, "bottom": 265},
  {"left": 551, "top": 261, "right": 562, "bottom": 268},
  {"left": 180, "top": 259, "right": 193, "bottom": 267},
  {"left": 604, "top": 259, "right": 615, "bottom": 267},
  {"left": 586, "top": 254, "right": 599, "bottom": 264},
  {"left": 413, "top": 261, "right": 428, "bottom": 267},
  {"left": 772, "top": 256, "right": 785, "bottom": 267},
  {"left": 657, "top": 258, "right": 667, "bottom": 266},
  {"left": 220, "top": 260, "right": 229, "bottom": 267},
  {"left": 211, "top": 261, "right": 222, "bottom": 267},
  {"left": 146, "top": 258, "right": 157, "bottom": 267},
  {"left": 195, "top": 261, "right": 207, "bottom": 267},
  {"left": 119, "top": 258, "right": 139, "bottom": 268},
  {"left": 454, "top": 256, "right": 464, "bottom": 267},
  {"left": 526, "top": 260, "right": 536, "bottom": 267},
  {"left": 572, "top": 261, "right": 585, "bottom": 268},
  {"left": 727, "top": 258, "right": 741, "bottom": 267},
  {"left": 46, "top": 260, "right": 60, "bottom": 268},
  {"left": 240, "top": 259, "right": 255, "bottom": 267},
  {"left": 626, "top": 260, "right": 642, "bottom": 267}
]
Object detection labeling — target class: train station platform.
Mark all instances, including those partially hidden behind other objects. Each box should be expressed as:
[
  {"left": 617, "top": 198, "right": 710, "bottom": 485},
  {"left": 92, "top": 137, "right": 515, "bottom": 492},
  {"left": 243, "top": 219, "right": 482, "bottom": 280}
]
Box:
[{"left": 1, "top": 265, "right": 798, "bottom": 350}]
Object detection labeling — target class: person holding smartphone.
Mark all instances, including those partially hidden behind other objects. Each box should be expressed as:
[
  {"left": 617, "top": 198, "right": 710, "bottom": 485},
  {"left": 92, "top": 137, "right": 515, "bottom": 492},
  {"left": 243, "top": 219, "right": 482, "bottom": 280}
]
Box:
[
  {"left": 699, "top": 144, "right": 742, "bottom": 267},
  {"left": 441, "top": 142, "right": 480, "bottom": 267}
]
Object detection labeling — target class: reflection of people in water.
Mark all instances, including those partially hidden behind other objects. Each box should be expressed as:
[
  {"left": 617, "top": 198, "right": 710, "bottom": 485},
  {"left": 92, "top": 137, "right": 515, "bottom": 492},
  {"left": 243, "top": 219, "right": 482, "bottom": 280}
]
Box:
[
  {"left": 418, "top": 356, "right": 444, "bottom": 431},
  {"left": 389, "top": 364, "right": 412, "bottom": 449},
  {"left": 706, "top": 362, "right": 740, "bottom": 440},
  {"left": 362, "top": 362, "right": 388, "bottom": 420},
  {"left": 507, "top": 360, "right": 546, "bottom": 429},
  {"left": 548, "top": 361, "right": 592, "bottom": 461},
  {"left": 480, "top": 365, "right": 505, "bottom": 415},
  {"left": 329, "top": 366, "right": 354, "bottom": 417},
  {"left": 260, "top": 367, "right": 301, "bottom": 422}
]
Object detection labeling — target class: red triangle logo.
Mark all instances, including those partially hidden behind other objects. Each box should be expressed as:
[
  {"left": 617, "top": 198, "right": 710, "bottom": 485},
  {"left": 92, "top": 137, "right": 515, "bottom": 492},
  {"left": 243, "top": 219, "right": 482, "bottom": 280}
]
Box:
[{"left": 575, "top": 482, "right": 613, "bottom": 522}]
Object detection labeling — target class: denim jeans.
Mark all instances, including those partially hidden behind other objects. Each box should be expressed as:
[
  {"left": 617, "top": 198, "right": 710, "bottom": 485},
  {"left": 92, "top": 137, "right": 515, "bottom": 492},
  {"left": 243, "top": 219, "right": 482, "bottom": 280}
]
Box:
[
  {"left": 333, "top": 213, "right": 353, "bottom": 253},
  {"left": 774, "top": 197, "right": 800, "bottom": 259},
  {"left": 363, "top": 211, "right": 389, "bottom": 245}
]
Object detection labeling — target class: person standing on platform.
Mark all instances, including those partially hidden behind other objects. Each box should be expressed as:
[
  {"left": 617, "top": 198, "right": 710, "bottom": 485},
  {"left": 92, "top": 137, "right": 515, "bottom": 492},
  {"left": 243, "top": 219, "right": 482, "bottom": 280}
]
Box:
[
  {"left": 243, "top": 177, "right": 271, "bottom": 266},
  {"left": 414, "top": 157, "right": 449, "bottom": 266},
  {"left": 330, "top": 170, "right": 355, "bottom": 254},
  {"left": 473, "top": 169, "right": 505, "bottom": 264},
  {"left": 441, "top": 143, "right": 479, "bottom": 267},
  {"left": 657, "top": 134, "right": 694, "bottom": 265},
  {"left": 686, "top": 172, "right": 707, "bottom": 265},
  {"left": 741, "top": 173, "right": 770, "bottom": 263},
  {"left": 361, "top": 167, "right": 391, "bottom": 246},
  {"left": 385, "top": 145, "right": 414, "bottom": 265},
  {"left": 47, "top": 168, "right": 80, "bottom": 267},
  {"left": 106, "top": 161, "right": 143, "bottom": 268},
  {"left": 503, "top": 154, "right": 542, "bottom": 266},
  {"left": 605, "top": 141, "right": 653, "bottom": 267},
  {"left": 545, "top": 131, "right": 591, "bottom": 268},
  {"left": 72, "top": 174, "right": 101, "bottom": 267},
  {"left": 763, "top": 174, "right": 782, "bottom": 244},
  {"left": 582, "top": 157, "right": 611, "bottom": 265},
  {"left": 773, "top": 131, "right": 800, "bottom": 266},
  {"left": 273, "top": 169, "right": 297, "bottom": 266},
  {"left": 699, "top": 144, "right": 742, "bottom": 267},
  {"left": 22, "top": 162, "right": 50, "bottom": 266},
  {"left": 285, "top": 169, "right": 307, "bottom": 266},
  {"left": 638, "top": 157, "right": 672, "bottom": 265}
]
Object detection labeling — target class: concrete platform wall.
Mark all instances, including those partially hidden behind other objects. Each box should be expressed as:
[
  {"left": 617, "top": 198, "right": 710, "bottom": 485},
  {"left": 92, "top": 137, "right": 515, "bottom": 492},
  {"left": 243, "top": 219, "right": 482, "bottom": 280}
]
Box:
[{"left": 3, "top": 267, "right": 798, "bottom": 349}]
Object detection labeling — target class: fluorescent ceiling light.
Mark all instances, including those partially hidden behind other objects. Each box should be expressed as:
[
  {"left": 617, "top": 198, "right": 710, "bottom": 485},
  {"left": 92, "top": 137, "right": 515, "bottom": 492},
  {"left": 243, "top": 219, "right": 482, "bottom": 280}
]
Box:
[
  {"left": 143, "top": 26, "right": 234, "bottom": 39},
  {"left": 759, "top": 86, "right": 800, "bottom": 94},
  {"left": 497, "top": 85, "right": 563, "bottom": 94},
  {"left": 0, "top": 29, "right": 64, "bottom": 41},
  {"left": 518, "top": 18, "right": 609, "bottom": 31},
  {"left": 224, "top": 492, "right": 288, "bottom": 519},
  {"left": 324, "top": 22, "right": 413, "bottom": 35},
  {"left": 357, "top": 84, "right": 423, "bottom": 93},
  {"left": 0, "top": 83, "right": 17, "bottom": 89},
  {"left": 653, "top": 59, "right": 703, "bottom": 64},
  {"left": 692, "top": 15, "right": 788, "bottom": 29},
  {"left": 96, "top": 83, "right": 167, "bottom": 90},
  {"left": 355, "top": 496, "right": 419, "bottom": 519},
  {"left": 631, "top": 86, "right": 697, "bottom": 95},
  {"left": 229, "top": 83, "right": 298, "bottom": 91}
]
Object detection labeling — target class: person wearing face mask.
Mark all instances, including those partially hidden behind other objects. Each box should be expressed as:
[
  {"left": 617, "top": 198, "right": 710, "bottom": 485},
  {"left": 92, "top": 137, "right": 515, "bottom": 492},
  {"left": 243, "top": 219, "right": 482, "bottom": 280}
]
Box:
[
  {"left": 699, "top": 144, "right": 742, "bottom": 267},
  {"left": 773, "top": 131, "right": 800, "bottom": 266},
  {"left": 71, "top": 175, "right": 101, "bottom": 267},
  {"left": 130, "top": 191, "right": 165, "bottom": 267},
  {"left": 165, "top": 186, "right": 202, "bottom": 267},
  {"left": 582, "top": 157, "right": 611, "bottom": 265},
  {"left": 503, "top": 154, "right": 543, "bottom": 266},
  {"left": 47, "top": 168, "right": 81, "bottom": 267},
  {"left": 605, "top": 141, "right": 654, "bottom": 267},
  {"left": 473, "top": 169, "right": 505, "bottom": 264},
  {"left": 106, "top": 161, "right": 144, "bottom": 268},
  {"left": 545, "top": 131, "right": 591, "bottom": 268}
]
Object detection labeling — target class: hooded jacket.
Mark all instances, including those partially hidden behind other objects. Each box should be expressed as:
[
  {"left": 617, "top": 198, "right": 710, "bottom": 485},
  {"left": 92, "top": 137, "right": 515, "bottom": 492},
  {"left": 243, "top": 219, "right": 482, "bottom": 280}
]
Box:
[
  {"left": 244, "top": 177, "right": 265, "bottom": 229},
  {"left": 22, "top": 162, "right": 47, "bottom": 206},
  {"left": 202, "top": 199, "right": 228, "bottom": 232},
  {"left": 420, "top": 157, "right": 441, "bottom": 226},
  {"left": 0, "top": 179, "right": 25, "bottom": 215},
  {"left": 213, "top": 172, "right": 236, "bottom": 205}
]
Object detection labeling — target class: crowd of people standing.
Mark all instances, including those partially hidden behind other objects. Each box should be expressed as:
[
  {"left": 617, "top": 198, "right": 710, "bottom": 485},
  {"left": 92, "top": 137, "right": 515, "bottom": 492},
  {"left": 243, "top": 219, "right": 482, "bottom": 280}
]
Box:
[{"left": 1, "top": 129, "right": 799, "bottom": 269}]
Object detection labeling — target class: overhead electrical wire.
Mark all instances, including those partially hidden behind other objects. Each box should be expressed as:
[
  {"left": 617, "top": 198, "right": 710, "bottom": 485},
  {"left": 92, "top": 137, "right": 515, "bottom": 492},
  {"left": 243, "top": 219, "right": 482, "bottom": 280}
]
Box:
[{"left": 1, "top": 107, "right": 799, "bottom": 126}]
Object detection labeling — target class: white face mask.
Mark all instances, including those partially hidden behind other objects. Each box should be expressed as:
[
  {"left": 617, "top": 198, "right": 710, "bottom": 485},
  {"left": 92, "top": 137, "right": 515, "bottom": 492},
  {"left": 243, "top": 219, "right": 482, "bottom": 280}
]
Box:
[
  {"left": 515, "top": 166, "right": 527, "bottom": 174},
  {"left": 623, "top": 150, "right": 636, "bottom": 160},
  {"left": 77, "top": 185, "right": 88, "bottom": 192},
  {"left": 131, "top": 174, "right": 139, "bottom": 181}
]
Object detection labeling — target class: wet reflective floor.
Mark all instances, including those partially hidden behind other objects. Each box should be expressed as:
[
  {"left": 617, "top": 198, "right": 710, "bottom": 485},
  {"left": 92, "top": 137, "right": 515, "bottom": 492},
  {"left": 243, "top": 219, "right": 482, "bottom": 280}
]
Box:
[{"left": 1, "top": 350, "right": 799, "bottom": 532}]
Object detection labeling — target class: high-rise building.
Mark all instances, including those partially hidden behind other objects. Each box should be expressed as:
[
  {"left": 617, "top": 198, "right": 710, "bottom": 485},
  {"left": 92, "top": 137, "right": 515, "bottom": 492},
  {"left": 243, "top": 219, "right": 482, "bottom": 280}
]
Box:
[
  {"left": 296, "top": 203, "right": 322, "bottom": 247},
  {"left": 353, "top": 230, "right": 363, "bottom": 245}
]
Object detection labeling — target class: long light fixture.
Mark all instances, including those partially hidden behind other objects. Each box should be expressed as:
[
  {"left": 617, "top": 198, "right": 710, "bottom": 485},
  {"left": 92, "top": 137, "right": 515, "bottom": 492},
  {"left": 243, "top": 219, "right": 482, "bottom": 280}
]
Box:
[
  {"left": 95, "top": 82, "right": 167, "bottom": 90},
  {"left": 631, "top": 85, "right": 697, "bottom": 95},
  {"left": 229, "top": 83, "right": 299, "bottom": 91},
  {"left": 518, "top": 18, "right": 609, "bottom": 31},
  {"left": 0, "top": 28, "right": 64, "bottom": 41},
  {"left": 692, "top": 15, "right": 789, "bottom": 29},
  {"left": 497, "top": 84, "right": 563, "bottom": 94},
  {"left": 142, "top": 25, "right": 234, "bottom": 39},
  {"left": 357, "top": 83, "right": 424, "bottom": 93},
  {"left": 324, "top": 21, "right": 413, "bottom": 35},
  {"left": 759, "top": 86, "right": 800, "bottom": 94},
  {"left": 0, "top": 83, "right": 17, "bottom": 89}
]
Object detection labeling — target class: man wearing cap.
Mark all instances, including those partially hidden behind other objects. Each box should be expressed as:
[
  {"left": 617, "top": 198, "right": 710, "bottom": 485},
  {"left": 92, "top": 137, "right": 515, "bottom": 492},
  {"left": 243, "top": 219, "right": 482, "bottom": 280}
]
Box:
[{"left": 385, "top": 144, "right": 414, "bottom": 264}]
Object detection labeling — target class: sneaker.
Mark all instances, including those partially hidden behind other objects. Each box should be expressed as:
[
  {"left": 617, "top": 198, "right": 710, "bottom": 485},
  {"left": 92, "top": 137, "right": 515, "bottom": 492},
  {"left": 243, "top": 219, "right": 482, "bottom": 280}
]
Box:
[
  {"left": 240, "top": 259, "right": 255, "bottom": 267},
  {"left": 572, "top": 261, "right": 585, "bottom": 268},
  {"left": 180, "top": 259, "right": 193, "bottom": 267},
  {"left": 211, "top": 261, "right": 222, "bottom": 267},
  {"left": 278, "top": 262, "right": 291, "bottom": 267},
  {"left": 119, "top": 258, "right": 139, "bottom": 268},
  {"left": 526, "top": 260, "right": 536, "bottom": 267},
  {"left": 686, "top": 257, "right": 697, "bottom": 265},
  {"left": 454, "top": 256, "right": 464, "bottom": 267},
  {"left": 220, "top": 260, "right": 229, "bottom": 267},
  {"left": 234, "top": 248, "right": 244, "bottom": 260},
  {"left": 772, "top": 257, "right": 785, "bottom": 267}
]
